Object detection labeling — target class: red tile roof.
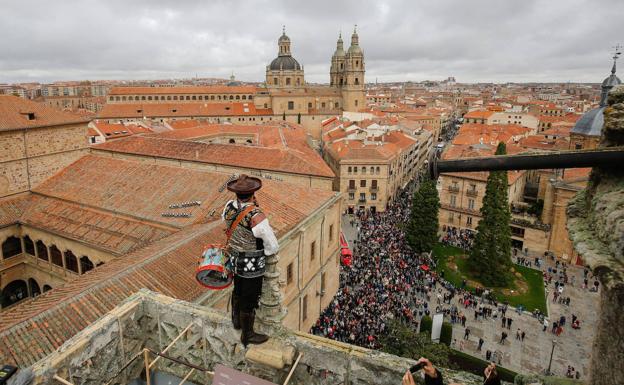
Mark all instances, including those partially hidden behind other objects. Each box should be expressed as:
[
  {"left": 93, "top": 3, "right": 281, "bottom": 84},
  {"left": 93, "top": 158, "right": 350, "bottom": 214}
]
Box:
[
  {"left": 93, "top": 134, "right": 335, "bottom": 178},
  {"left": 108, "top": 85, "right": 258, "bottom": 95},
  {"left": 518, "top": 135, "right": 570, "bottom": 151},
  {"left": 0, "top": 194, "right": 31, "bottom": 228},
  {"left": 463, "top": 110, "right": 495, "bottom": 119},
  {"left": 325, "top": 131, "right": 416, "bottom": 161},
  {"left": 97, "top": 102, "right": 273, "bottom": 119},
  {"left": 0, "top": 95, "right": 90, "bottom": 131},
  {"left": 441, "top": 143, "right": 525, "bottom": 184}
]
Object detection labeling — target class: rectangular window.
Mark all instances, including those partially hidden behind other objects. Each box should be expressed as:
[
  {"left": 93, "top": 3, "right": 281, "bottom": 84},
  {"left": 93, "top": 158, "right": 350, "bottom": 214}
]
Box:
[
  {"left": 359, "top": 193, "right": 366, "bottom": 201},
  {"left": 360, "top": 180, "right": 366, "bottom": 187},
  {"left": 467, "top": 216, "right": 473, "bottom": 226},
  {"left": 302, "top": 295, "right": 308, "bottom": 321},
  {"left": 450, "top": 195, "right": 457, "bottom": 207},
  {"left": 287, "top": 263, "right": 293, "bottom": 285},
  {"left": 448, "top": 212, "right": 454, "bottom": 222},
  {"left": 288, "top": 101, "right": 294, "bottom": 110},
  {"left": 371, "top": 180, "right": 378, "bottom": 189},
  {"left": 310, "top": 241, "right": 316, "bottom": 261},
  {"left": 371, "top": 192, "right": 377, "bottom": 200},
  {"left": 329, "top": 224, "right": 334, "bottom": 242},
  {"left": 468, "top": 199, "right": 475, "bottom": 210},
  {"left": 349, "top": 192, "right": 355, "bottom": 200},
  {"left": 349, "top": 180, "right": 355, "bottom": 189}
]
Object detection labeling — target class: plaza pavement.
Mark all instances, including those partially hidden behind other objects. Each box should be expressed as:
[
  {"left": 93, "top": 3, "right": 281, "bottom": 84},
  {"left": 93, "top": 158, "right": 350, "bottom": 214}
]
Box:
[{"left": 341, "top": 215, "right": 599, "bottom": 379}]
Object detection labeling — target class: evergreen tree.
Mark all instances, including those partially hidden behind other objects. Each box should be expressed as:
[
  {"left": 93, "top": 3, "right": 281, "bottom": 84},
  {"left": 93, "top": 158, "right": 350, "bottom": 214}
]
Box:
[
  {"left": 380, "top": 319, "right": 450, "bottom": 368},
  {"left": 407, "top": 180, "right": 440, "bottom": 253},
  {"left": 468, "top": 142, "right": 513, "bottom": 286}
]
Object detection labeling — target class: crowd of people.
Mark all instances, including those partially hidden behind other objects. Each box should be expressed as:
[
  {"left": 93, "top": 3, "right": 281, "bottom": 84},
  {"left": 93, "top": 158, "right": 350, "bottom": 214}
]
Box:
[
  {"left": 440, "top": 226, "right": 474, "bottom": 250},
  {"left": 311, "top": 186, "right": 439, "bottom": 349}
]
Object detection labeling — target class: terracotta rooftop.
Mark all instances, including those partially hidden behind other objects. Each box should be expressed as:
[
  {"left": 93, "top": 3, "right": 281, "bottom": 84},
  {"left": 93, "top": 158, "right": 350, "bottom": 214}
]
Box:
[
  {"left": 0, "top": 95, "right": 90, "bottom": 131},
  {"left": 325, "top": 130, "right": 416, "bottom": 162},
  {"left": 93, "top": 130, "right": 335, "bottom": 178},
  {"left": 91, "top": 122, "right": 152, "bottom": 139},
  {"left": 108, "top": 85, "right": 258, "bottom": 95},
  {"left": 463, "top": 110, "right": 495, "bottom": 119},
  {"left": 97, "top": 102, "right": 273, "bottom": 119},
  {"left": 441, "top": 143, "right": 525, "bottom": 184},
  {"left": 518, "top": 135, "right": 570, "bottom": 151}
]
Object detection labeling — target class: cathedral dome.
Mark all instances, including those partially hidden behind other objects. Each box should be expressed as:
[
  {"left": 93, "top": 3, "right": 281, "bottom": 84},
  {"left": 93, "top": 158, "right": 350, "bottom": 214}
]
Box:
[
  {"left": 571, "top": 106, "right": 605, "bottom": 137},
  {"left": 269, "top": 56, "right": 301, "bottom": 71},
  {"left": 602, "top": 73, "right": 621, "bottom": 87}
]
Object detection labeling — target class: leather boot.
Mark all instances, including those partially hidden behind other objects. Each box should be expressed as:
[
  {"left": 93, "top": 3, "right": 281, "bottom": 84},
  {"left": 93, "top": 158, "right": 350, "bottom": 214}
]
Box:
[
  {"left": 240, "top": 310, "right": 269, "bottom": 347},
  {"left": 231, "top": 294, "right": 241, "bottom": 330}
]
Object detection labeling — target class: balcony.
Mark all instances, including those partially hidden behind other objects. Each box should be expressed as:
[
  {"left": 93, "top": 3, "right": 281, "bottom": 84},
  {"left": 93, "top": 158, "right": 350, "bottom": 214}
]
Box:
[
  {"left": 441, "top": 203, "right": 480, "bottom": 216},
  {"left": 358, "top": 198, "right": 366, "bottom": 203},
  {"left": 347, "top": 186, "right": 356, "bottom": 193},
  {"left": 466, "top": 189, "right": 478, "bottom": 197},
  {"left": 448, "top": 185, "right": 460, "bottom": 193}
]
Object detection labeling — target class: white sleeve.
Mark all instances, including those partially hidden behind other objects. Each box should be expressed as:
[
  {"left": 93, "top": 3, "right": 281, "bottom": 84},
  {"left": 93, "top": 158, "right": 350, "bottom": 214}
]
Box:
[
  {"left": 221, "top": 200, "right": 234, "bottom": 221},
  {"left": 252, "top": 218, "right": 279, "bottom": 256}
]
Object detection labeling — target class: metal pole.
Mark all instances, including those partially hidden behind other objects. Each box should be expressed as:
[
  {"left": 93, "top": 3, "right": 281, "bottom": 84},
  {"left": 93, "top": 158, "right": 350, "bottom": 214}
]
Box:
[
  {"left": 149, "top": 322, "right": 193, "bottom": 369},
  {"left": 547, "top": 340, "right": 556, "bottom": 375}
]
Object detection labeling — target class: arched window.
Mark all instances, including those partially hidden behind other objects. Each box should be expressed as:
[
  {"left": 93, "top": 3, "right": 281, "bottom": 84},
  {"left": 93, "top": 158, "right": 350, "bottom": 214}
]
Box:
[
  {"left": 1, "top": 280, "right": 28, "bottom": 307},
  {"left": 229, "top": 138, "right": 236, "bottom": 144},
  {"left": 148, "top": 96, "right": 152, "bottom": 101},
  {"left": 36, "top": 240, "right": 48, "bottom": 261},
  {"left": 236, "top": 95, "right": 240, "bottom": 100},
  {"left": 362, "top": 167, "right": 367, "bottom": 174},
  {"left": 356, "top": 60, "right": 359, "bottom": 67},
  {"left": 248, "top": 95, "right": 253, "bottom": 100},
  {"left": 296, "top": 78, "right": 301, "bottom": 86},
  {"left": 115, "top": 96, "right": 120, "bottom": 101},
  {"left": 355, "top": 78, "right": 359, "bottom": 85},
  {"left": 122, "top": 96, "right": 126, "bottom": 101},
  {"left": 340, "top": 63, "right": 343, "bottom": 70},
  {"left": 286, "top": 78, "right": 291, "bottom": 85},
  {"left": 211, "top": 95, "right": 215, "bottom": 100},
  {"left": 186, "top": 96, "right": 190, "bottom": 100},
  {"left": 274, "top": 78, "right": 278, "bottom": 85},
  {"left": 229, "top": 95, "right": 234, "bottom": 100},
  {"left": 2, "top": 236, "right": 22, "bottom": 259},
  {"left": 43, "top": 285, "right": 52, "bottom": 292},
  {"left": 335, "top": 102, "right": 339, "bottom": 108},
  {"left": 199, "top": 95, "right": 203, "bottom": 100},
  {"left": 80, "top": 256, "right": 94, "bottom": 273},
  {"left": 50, "top": 245, "right": 63, "bottom": 267},
  {"left": 23, "top": 236, "right": 34, "bottom": 256},
  {"left": 348, "top": 166, "right": 352, "bottom": 173},
  {"left": 192, "top": 95, "right": 197, "bottom": 100},
  {"left": 167, "top": 95, "right": 171, "bottom": 100},
  {"left": 242, "top": 95, "right": 247, "bottom": 100},
  {"left": 28, "top": 278, "right": 41, "bottom": 297},
  {"left": 142, "top": 96, "right": 146, "bottom": 100},
  {"left": 173, "top": 95, "right": 178, "bottom": 100},
  {"left": 65, "top": 250, "right": 78, "bottom": 273},
  {"left": 308, "top": 102, "right": 312, "bottom": 109}
]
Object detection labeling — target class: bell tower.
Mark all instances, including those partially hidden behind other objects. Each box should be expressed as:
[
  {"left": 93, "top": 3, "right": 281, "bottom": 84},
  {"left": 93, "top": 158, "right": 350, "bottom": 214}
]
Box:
[
  {"left": 341, "top": 25, "right": 366, "bottom": 111},
  {"left": 330, "top": 32, "right": 346, "bottom": 87}
]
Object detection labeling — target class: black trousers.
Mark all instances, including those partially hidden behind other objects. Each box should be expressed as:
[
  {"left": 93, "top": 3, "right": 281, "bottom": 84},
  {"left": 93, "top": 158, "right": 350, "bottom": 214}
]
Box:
[{"left": 233, "top": 275, "right": 263, "bottom": 313}]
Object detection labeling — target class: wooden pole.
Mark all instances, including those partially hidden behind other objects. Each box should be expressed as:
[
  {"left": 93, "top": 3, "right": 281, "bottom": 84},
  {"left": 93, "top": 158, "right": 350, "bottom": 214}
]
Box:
[
  {"left": 283, "top": 352, "right": 303, "bottom": 385},
  {"left": 144, "top": 348, "right": 151, "bottom": 385},
  {"left": 149, "top": 322, "right": 193, "bottom": 369},
  {"left": 53, "top": 375, "right": 75, "bottom": 385},
  {"left": 177, "top": 368, "right": 195, "bottom": 385}
]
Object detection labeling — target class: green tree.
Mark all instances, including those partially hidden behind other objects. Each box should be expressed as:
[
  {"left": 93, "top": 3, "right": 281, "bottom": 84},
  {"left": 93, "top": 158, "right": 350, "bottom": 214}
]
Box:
[
  {"left": 468, "top": 142, "right": 513, "bottom": 286},
  {"left": 380, "top": 319, "right": 450, "bottom": 368},
  {"left": 407, "top": 180, "right": 440, "bottom": 253}
]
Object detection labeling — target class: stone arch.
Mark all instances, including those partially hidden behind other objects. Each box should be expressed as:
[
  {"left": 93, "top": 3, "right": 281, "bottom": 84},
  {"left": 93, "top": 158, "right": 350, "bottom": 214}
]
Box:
[
  {"left": 229, "top": 139, "right": 236, "bottom": 144},
  {"left": 80, "top": 256, "right": 94, "bottom": 274},
  {"left": 28, "top": 278, "right": 41, "bottom": 297},
  {"left": 36, "top": 240, "right": 48, "bottom": 261},
  {"left": 50, "top": 245, "right": 63, "bottom": 267},
  {"left": 1, "top": 279, "right": 28, "bottom": 307},
  {"left": 43, "top": 285, "right": 52, "bottom": 292},
  {"left": 2, "top": 236, "right": 22, "bottom": 259},
  {"left": 65, "top": 250, "right": 79, "bottom": 273}
]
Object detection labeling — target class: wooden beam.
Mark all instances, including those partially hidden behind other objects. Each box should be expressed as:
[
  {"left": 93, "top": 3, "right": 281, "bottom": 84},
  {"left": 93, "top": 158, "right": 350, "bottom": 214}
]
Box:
[
  {"left": 53, "top": 375, "right": 75, "bottom": 385},
  {"left": 177, "top": 368, "right": 195, "bottom": 385},
  {"left": 144, "top": 348, "right": 151, "bottom": 385}
]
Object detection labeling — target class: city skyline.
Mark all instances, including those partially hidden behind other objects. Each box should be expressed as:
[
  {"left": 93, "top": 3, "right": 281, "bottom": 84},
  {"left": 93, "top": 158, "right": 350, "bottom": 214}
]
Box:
[{"left": 1, "top": 0, "right": 623, "bottom": 84}]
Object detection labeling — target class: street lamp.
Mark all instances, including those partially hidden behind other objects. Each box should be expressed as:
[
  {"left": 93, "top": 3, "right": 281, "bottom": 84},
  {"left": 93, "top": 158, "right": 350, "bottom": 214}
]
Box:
[{"left": 546, "top": 339, "right": 557, "bottom": 375}]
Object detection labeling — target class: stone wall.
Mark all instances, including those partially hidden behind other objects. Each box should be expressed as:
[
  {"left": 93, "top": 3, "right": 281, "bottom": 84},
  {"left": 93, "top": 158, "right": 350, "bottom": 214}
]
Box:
[
  {"left": 567, "top": 85, "right": 624, "bottom": 385},
  {"left": 0, "top": 123, "right": 89, "bottom": 198},
  {"left": 13, "top": 290, "right": 489, "bottom": 385}
]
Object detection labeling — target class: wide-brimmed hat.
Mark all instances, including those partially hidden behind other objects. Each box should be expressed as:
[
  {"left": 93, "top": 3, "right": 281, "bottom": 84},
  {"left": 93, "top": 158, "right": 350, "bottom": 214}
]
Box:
[{"left": 227, "top": 174, "right": 262, "bottom": 195}]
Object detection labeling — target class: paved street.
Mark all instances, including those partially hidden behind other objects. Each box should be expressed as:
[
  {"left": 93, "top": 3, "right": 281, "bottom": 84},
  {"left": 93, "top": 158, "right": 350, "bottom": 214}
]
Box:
[{"left": 342, "top": 214, "right": 599, "bottom": 379}]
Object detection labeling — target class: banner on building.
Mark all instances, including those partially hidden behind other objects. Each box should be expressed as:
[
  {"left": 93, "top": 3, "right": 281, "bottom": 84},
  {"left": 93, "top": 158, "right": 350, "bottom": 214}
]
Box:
[{"left": 431, "top": 313, "right": 444, "bottom": 343}]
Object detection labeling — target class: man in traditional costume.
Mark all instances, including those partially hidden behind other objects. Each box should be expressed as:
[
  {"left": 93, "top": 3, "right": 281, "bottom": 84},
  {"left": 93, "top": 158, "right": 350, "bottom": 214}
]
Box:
[{"left": 222, "top": 175, "right": 279, "bottom": 346}]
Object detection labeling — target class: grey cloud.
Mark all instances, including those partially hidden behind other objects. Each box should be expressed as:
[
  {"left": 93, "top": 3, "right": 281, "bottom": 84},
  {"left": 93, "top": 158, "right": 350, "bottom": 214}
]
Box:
[{"left": 0, "top": 0, "right": 622, "bottom": 83}]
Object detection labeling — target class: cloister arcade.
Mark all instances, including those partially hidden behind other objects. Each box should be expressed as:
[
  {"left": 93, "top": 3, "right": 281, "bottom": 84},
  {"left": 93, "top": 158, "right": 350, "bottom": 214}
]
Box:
[{"left": 1, "top": 233, "right": 101, "bottom": 309}]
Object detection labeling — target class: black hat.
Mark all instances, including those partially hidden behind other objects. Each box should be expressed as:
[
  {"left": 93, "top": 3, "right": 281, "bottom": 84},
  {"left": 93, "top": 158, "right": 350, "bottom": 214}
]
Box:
[{"left": 226, "top": 174, "right": 262, "bottom": 195}]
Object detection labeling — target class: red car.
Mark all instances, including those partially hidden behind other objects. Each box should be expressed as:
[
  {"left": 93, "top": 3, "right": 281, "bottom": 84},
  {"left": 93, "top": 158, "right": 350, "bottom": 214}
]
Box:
[{"left": 340, "top": 232, "right": 353, "bottom": 267}]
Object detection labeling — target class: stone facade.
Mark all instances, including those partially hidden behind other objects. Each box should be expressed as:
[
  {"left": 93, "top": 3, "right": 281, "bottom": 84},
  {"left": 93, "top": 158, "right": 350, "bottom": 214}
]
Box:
[{"left": 0, "top": 123, "right": 88, "bottom": 198}]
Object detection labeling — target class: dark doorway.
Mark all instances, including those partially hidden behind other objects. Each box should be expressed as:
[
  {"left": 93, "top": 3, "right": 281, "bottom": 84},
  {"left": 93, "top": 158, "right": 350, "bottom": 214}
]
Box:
[
  {"left": 28, "top": 278, "right": 41, "bottom": 297},
  {"left": 2, "top": 236, "right": 22, "bottom": 259}
]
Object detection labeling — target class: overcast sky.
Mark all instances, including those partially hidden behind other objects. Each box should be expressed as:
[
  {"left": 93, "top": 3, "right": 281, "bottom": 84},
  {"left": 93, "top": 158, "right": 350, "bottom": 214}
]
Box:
[{"left": 1, "top": 0, "right": 623, "bottom": 84}]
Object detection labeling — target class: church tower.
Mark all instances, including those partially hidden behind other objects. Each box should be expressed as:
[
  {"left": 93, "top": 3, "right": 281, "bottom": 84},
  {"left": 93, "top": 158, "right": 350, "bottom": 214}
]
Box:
[
  {"left": 330, "top": 33, "right": 346, "bottom": 87},
  {"left": 341, "top": 26, "right": 366, "bottom": 111}
]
